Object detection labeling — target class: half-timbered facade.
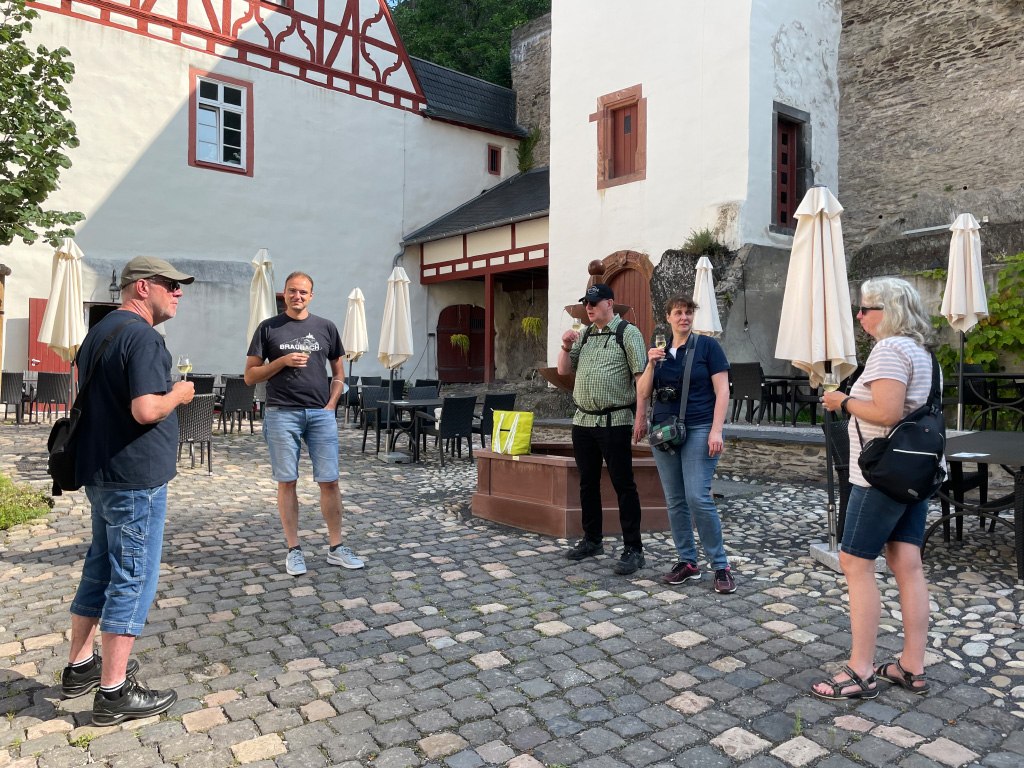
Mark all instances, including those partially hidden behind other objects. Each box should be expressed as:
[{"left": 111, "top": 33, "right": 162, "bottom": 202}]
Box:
[{"left": 3, "top": 0, "right": 522, "bottom": 377}]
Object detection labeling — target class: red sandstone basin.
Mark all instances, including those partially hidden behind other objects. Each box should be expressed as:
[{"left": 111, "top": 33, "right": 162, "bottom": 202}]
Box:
[{"left": 472, "top": 441, "right": 669, "bottom": 538}]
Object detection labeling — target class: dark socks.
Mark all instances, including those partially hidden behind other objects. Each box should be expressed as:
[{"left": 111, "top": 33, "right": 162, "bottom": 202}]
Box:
[
  {"left": 69, "top": 654, "right": 96, "bottom": 670},
  {"left": 100, "top": 680, "right": 126, "bottom": 699}
]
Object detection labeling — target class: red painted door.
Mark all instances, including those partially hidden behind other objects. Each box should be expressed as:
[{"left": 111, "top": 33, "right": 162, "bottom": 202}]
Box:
[
  {"left": 437, "top": 304, "right": 484, "bottom": 383},
  {"left": 28, "top": 298, "right": 71, "bottom": 373}
]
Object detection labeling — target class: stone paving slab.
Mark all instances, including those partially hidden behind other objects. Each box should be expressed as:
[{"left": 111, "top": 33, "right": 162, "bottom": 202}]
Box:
[{"left": 1, "top": 420, "right": 1021, "bottom": 767}]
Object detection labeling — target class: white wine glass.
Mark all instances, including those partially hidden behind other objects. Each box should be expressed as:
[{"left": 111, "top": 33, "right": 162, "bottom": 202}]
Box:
[
  {"left": 654, "top": 333, "right": 666, "bottom": 366},
  {"left": 176, "top": 355, "right": 192, "bottom": 381},
  {"left": 822, "top": 372, "right": 840, "bottom": 392},
  {"left": 571, "top": 317, "right": 582, "bottom": 333}
]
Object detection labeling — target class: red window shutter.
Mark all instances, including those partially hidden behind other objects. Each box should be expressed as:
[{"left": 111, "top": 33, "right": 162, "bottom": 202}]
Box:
[
  {"left": 28, "top": 298, "right": 72, "bottom": 373},
  {"left": 612, "top": 104, "right": 638, "bottom": 178},
  {"left": 776, "top": 117, "right": 799, "bottom": 226}
]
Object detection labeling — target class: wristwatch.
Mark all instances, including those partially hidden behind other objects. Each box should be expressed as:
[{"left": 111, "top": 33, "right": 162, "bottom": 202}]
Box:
[{"left": 840, "top": 396, "right": 853, "bottom": 415}]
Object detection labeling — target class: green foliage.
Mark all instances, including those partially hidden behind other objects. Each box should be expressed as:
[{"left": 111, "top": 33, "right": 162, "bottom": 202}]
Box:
[
  {"left": 516, "top": 126, "right": 540, "bottom": 172},
  {"left": 911, "top": 268, "right": 947, "bottom": 282},
  {"left": 390, "top": 0, "right": 551, "bottom": 88},
  {"left": 681, "top": 227, "right": 729, "bottom": 257},
  {"left": 450, "top": 333, "right": 470, "bottom": 358},
  {"left": 0, "top": 472, "right": 52, "bottom": 530},
  {"left": 0, "top": 0, "right": 84, "bottom": 247},
  {"left": 520, "top": 315, "right": 543, "bottom": 340},
  {"left": 932, "top": 252, "right": 1024, "bottom": 374}
]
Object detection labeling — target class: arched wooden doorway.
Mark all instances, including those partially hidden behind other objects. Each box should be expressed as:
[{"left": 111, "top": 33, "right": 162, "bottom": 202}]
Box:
[
  {"left": 593, "top": 251, "right": 654, "bottom": 344},
  {"left": 437, "top": 304, "right": 485, "bottom": 383}
]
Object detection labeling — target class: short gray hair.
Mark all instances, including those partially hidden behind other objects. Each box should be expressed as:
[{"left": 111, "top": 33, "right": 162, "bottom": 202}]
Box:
[{"left": 859, "top": 277, "right": 934, "bottom": 346}]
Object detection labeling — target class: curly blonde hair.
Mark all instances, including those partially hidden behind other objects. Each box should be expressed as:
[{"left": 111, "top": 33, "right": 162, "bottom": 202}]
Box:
[{"left": 859, "top": 277, "right": 934, "bottom": 346}]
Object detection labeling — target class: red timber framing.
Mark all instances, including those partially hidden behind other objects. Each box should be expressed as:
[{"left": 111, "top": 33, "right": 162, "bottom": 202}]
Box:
[
  {"left": 418, "top": 223, "right": 549, "bottom": 383},
  {"left": 28, "top": 0, "right": 426, "bottom": 112}
]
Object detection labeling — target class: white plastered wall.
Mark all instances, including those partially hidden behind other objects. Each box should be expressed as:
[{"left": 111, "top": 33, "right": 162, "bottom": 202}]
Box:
[{"left": 2, "top": 13, "right": 518, "bottom": 378}]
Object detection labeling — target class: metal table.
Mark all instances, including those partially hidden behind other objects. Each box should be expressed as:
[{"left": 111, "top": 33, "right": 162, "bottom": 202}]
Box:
[
  {"left": 923, "top": 430, "right": 1024, "bottom": 583},
  {"left": 387, "top": 398, "right": 444, "bottom": 461}
]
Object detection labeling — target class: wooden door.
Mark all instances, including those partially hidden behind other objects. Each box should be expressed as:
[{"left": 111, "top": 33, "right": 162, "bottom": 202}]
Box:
[
  {"left": 437, "top": 304, "right": 485, "bottom": 383},
  {"left": 28, "top": 298, "right": 71, "bottom": 373},
  {"left": 607, "top": 270, "right": 653, "bottom": 345}
]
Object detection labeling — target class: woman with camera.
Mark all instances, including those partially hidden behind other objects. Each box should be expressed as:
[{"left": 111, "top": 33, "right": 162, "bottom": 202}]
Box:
[
  {"left": 811, "top": 277, "right": 937, "bottom": 700},
  {"left": 634, "top": 295, "right": 735, "bottom": 593}
]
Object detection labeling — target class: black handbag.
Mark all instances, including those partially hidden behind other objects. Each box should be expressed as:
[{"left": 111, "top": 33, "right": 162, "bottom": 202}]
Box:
[
  {"left": 855, "top": 351, "right": 946, "bottom": 504},
  {"left": 648, "top": 336, "right": 695, "bottom": 453},
  {"left": 47, "top": 318, "right": 140, "bottom": 496}
]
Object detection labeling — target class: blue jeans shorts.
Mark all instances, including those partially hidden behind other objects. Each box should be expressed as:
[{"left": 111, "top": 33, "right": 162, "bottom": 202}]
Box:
[
  {"left": 71, "top": 485, "right": 167, "bottom": 636},
  {"left": 841, "top": 483, "right": 928, "bottom": 560},
  {"left": 263, "top": 407, "right": 339, "bottom": 483}
]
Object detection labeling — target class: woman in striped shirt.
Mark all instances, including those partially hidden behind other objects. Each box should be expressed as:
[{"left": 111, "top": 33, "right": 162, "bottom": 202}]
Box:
[{"left": 812, "top": 277, "right": 937, "bottom": 700}]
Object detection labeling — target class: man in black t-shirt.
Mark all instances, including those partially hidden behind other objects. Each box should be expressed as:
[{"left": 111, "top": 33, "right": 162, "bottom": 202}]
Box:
[
  {"left": 63, "top": 256, "right": 195, "bottom": 726},
  {"left": 245, "top": 271, "right": 364, "bottom": 576}
]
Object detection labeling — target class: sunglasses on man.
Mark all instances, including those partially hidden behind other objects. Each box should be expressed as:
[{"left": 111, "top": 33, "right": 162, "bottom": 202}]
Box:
[{"left": 148, "top": 277, "right": 182, "bottom": 293}]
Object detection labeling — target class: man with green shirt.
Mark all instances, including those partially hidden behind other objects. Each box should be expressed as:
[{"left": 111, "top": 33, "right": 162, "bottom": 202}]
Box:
[{"left": 557, "top": 284, "right": 648, "bottom": 575}]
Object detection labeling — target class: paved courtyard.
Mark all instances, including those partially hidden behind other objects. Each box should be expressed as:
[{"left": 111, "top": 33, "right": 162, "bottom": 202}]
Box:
[{"left": 1, "top": 420, "right": 1021, "bottom": 768}]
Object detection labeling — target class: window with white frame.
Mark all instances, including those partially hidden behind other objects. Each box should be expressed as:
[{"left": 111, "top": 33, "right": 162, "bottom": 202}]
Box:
[{"left": 196, "top": 79, "right": 246, "bottom": 168}]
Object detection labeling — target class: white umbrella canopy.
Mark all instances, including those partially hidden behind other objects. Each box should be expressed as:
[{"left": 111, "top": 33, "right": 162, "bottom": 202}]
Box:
[
  {"left": 774, "top": 186, "right": 858, "bottom": 388},
  {"left": 940, "top": 213, "right": 988, "bottom": 334},
  {"left": 342, "top": 288, "right": 369, "bottom": 362},
  {"left": 691, "top": 256, "right": 722, "bottom": 336},
  {"left": 378, "top": 266, "right": 413, "bottom": 370},
  {"left": 247, "top": 248, "right": 277, "bottom": 343},
  {"left": 37, "top": 238, "right": 87, "bottom": 363}
]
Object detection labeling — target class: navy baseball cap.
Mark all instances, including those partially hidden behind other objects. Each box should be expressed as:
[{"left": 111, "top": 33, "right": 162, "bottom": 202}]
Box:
[{"left": 579, "top": 283, "right": 614, "bottom": 303}]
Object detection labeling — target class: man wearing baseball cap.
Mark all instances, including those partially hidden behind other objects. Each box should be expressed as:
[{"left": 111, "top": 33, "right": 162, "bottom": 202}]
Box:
[
  {"left": 557, "top": 283, "right": 648, "bottom": 575},
  {"left": 61, "top": 256, "right": 195, "bottom": 725}
]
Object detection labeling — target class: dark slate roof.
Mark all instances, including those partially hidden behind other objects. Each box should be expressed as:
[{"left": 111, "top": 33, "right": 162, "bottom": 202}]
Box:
[
  {"left": 410, "top": 57, "right": 527, "bottom": 137},
  {"left": 403, "top": 167, "right": 549, "bottom": 245}
]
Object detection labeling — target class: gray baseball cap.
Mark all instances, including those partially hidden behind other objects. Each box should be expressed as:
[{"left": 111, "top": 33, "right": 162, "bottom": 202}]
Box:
[{"left": 120, "top": 256, "right": 195, "bottom": 288}]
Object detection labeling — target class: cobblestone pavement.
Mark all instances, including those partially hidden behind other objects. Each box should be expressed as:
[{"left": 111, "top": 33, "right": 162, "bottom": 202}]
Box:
[{"left": 1, "top": 421, "right": 1022, "bottom": 768}]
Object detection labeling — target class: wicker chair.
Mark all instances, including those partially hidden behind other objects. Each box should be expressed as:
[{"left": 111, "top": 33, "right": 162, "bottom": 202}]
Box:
[
  {"left": 415, "top": 395, "right": 477, "bottom": 466},
  {"left": 177, "top": 394, "right": 216, "bottom": 473},
  {"left": 728, "top": 363, "right": 770, "bottom": 423},
  {"left": 360, "top": 386, "right": 399, "bottom": 453},
  {"left": 188, "top": 374, "right": 216, "bottom": 395},
  {"left": 821, "top": 417, "right": 851, "bottom": 540},
  {"left": 472, "top": 392, "right": 516, "bottom": 448},
  {"left": 1, "top": 371, "right": 28, "bottom": 424},
  {"left": 33, "top": 371, "right": 71, "bottom": 423},
  {"left": 219, "top": 377, "right": 256, "bottom": 433}
]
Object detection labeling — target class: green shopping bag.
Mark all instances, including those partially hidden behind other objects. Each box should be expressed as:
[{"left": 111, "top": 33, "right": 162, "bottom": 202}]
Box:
[{"left": 491, "top": 410, "right": 533, "bottom": 455}]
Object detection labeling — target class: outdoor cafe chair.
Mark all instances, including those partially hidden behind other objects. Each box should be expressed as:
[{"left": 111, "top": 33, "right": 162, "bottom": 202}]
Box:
[
  {"left": 253, "top": 381, "right": 267, "bottom": 420},
  {"left": 188, "top": 374, "right": 216, "bottom": 396},
  {"left": 33, "top": 371, "right": 72, "bottom": 423},
  {"left": 360, "top": 386, "right": 400, "bottom": 454},
  {"left": 414, "top": 378, "right": 440, "bottom": 392},
  {"left": 218, "top": 376, "right": 256, "bottom": 434},
  {"left": 177, "top": 393, "right": 215, "bottom": 474},
  {"left": 472, "top": 392, "right": 516, "bottom": 448},
  {"left": 1, "top": 371, "right": 29, "bottom": 424},
  {"left": 728, "top": 362, "right": 771, "bottom": 424},
  {"left": 821, "top": 418, "right": 852, "bottom": 541},
  {"left": 789, "top": 380, "right": 820, "bottom": 427},
  {"left": 415, "top": 395, "right": 476, "bottom": 467},
  {"left": 359, "top": 376, "right": 382, "bottom": 387}
]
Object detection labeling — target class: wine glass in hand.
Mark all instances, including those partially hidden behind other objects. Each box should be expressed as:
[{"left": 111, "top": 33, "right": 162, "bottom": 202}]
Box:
[
  {"left": 822, "top": 372, "right": 840, "bottom": 392},
  {"left": 654, "top": 333, "right": 667, "bottom": 365},
  {"left": 176, "top": 355, "right": 192, "bottom": 381}
]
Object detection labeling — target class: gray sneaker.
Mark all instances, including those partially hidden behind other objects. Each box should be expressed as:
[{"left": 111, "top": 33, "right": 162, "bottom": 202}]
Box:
[
  {"left": 327, "top": 545, "right": 364, "bottom": 570},
  {"left": 285, "top": 548, "right": 306, "bottom": 576}
]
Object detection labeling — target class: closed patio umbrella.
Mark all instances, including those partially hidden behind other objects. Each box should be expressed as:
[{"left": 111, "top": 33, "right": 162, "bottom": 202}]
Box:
[
  {"left": 691, "top": 256, "right": 722, "bottom": 336},
  {"left": 939, "top": 213, "right": 988, "bottom": 430},
  {"left": 38, "top": 238, "right": 87, "bottom": 364},
  {"left": 775, "top": 185, "right": 858, "bottom": 552},
  {"left": 247, "top": 248, "right": 277, "bottom": 343},
  {"left": 378, "top": 267, "right": 413, "bottom": 460},
  {"left": 341, "top": 287, "right": 368, "bottom": 424}
]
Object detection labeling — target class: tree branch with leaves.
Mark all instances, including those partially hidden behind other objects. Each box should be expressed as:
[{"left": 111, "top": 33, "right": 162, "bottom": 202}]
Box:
[{"left": 1, "top": 0, "right": 84, "bottom": 247}]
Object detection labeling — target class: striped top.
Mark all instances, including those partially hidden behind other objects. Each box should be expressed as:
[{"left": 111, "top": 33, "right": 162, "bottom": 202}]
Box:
[{"left": 848, "top": 335, "right": 941, "bottom": 488}]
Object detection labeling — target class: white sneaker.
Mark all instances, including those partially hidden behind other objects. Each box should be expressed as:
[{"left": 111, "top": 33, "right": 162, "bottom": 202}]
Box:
[
  {"left": 285, "top": 548, "right": 306, "bottom": 576},
  {"left": 326, "top": 545, "right": 364, "bottom": 570}
]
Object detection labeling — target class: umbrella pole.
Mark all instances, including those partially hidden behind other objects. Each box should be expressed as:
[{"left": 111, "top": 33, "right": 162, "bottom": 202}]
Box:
[
  {"left": 823, "top": 406, "right": 837, "bottom": 550},
  {"left": 957, "top": 331, "right": 965, "bottom": 431},
  {"left": 345, "top": 359, "right": 353, "bottom": 426}
]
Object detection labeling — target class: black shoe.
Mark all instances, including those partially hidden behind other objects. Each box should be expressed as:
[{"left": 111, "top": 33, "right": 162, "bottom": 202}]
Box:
[
  {"left": 713, "top": 568, "right": 737, "bottom": 594},
  {"left": 565, "top": 539, "right": 604, "bottom": 561},
  {"left": 61, "top": 655, "right": 141, "bottom": 698},
  {"left": 91, "top": 678, "right": 177, "bottom": 726},
  {"left": 613, "top": 547, "right": 645, "bottom": 575}
]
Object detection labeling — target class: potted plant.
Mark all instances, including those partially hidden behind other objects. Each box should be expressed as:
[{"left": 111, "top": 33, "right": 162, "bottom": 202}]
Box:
[
  {"left": 521, "top": 316, "right": 543, "bottom": 341},
  {"left": 450, "top": 333, "right": 470, "bottom": 359}
]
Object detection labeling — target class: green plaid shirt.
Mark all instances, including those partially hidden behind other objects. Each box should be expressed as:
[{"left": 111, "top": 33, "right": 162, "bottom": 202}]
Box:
[{"left": 568, "top": 315, "right": 647, "bottom": 427}]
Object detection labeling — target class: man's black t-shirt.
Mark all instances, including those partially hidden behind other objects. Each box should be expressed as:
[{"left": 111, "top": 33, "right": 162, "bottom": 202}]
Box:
[
  {"left": 247, "top": 313, "right": 344, "bottom": 408},
  {"left": 75, "top": 310, "right": 178, "bottom": 489}
]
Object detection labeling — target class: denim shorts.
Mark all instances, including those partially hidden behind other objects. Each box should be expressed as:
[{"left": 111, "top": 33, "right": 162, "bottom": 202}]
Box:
[
  {"left": 263, "top": 407, "right": 339, "bottom": 483},
  {"left": 71, "top": 485, "right": 167, "bottom": 636},
  {"left": 841, "top": 483, "right": 929, "bottom": 560}
]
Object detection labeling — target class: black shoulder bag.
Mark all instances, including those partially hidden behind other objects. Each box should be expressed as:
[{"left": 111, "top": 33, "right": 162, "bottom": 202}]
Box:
[
  {"left": 648, "top": 336, "right": 696, "bottom": 454},
  {"left": 854, "top": 351, "right": 946, "bottom": 504},
  {"left": 47, "top": 319, "right": 140, "bottom": 496}
]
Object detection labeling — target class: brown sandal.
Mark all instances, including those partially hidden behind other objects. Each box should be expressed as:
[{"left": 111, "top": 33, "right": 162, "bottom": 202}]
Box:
[
  {"left": 875, "top": 659, "right": 929, "bottom": 695},
  {"left": 811, "top": 665, "right": 879, "bottom": 701}
]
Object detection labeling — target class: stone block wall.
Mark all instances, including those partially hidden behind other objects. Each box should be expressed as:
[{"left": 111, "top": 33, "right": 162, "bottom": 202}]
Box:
[
  {"left": 838, "top": 0, "right": 1024, "bottom": 255},
  {"left": 510, "top": 12, "right": 551, "bottom": 169}
]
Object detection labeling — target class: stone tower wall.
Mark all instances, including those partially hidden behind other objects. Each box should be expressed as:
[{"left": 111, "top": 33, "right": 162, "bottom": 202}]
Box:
[
  {"left": 839, "top": 0, "right": 1024, "bottom": 258},
  {"left": 510, "top": 12, "right": 551, "bottom": 169}
]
